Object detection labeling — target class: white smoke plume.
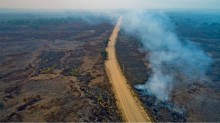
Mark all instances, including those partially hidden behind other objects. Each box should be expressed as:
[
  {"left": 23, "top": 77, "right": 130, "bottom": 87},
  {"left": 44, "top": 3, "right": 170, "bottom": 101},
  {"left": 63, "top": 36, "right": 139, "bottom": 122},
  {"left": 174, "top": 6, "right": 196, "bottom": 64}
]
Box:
[{"left": 121, "top": 11, "right": 213, "bottom": 101}]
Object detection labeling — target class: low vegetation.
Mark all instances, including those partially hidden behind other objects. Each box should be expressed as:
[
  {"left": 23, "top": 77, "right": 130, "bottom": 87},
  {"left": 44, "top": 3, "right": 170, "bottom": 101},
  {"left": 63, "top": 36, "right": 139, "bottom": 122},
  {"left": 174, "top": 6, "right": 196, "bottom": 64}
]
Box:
[
  {"left": 0, "top": 102, "right": 4, "bottom": 110},
  {"left": 104, "top": 38, "right": 109, "bottom": 47},
  {"left": 40, "top": 65, "right": 56, "bottom": 74},
  {"left": 0, "top": 13, "right": 121, "bottom": 122},
  {"left": 69, "top": 68, "right": 80, "bottom": 77},
  {"left": 101, "top": 51, "right": 108, "bottom": 60}
]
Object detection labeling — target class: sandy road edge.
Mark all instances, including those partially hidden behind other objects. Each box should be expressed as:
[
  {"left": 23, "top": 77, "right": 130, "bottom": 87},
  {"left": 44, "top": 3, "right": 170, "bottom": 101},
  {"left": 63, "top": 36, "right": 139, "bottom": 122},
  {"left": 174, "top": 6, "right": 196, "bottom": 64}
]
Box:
[
  {"left": 105, "top": 63, "right": 153, "bottom": 122},
  {"left": 104, "top": 67, "right": 126, "bottom": 121},
  {"left": 118, "top": 67, "right": 155, "bottom": 122},
  {"left": 104, "top": 16, "right": 152, "bottom": 122}
]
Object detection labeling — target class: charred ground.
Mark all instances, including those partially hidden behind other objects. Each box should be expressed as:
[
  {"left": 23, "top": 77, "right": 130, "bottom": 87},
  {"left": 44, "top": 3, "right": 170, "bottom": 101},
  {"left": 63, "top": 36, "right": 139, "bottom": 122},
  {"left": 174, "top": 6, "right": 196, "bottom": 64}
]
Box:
[
  {"left": 0, "top": 12, "right": 121, "bottom": 122},
  {"left": 116, "top": 31, "right": 186, "bottom": 122},
  {"left": 116, "top": 11, "right": 220, "bottom": 122}
]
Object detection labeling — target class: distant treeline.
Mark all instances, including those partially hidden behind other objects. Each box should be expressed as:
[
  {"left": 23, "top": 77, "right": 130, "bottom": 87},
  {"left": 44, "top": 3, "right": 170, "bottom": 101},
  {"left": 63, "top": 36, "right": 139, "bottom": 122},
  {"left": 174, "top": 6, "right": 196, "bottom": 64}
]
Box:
[
  {"left": 0, "top": 11, "right": 118, "bottom": 29},
  {"left": 0, "top": 17, "right": 82, "bottom": 27}
]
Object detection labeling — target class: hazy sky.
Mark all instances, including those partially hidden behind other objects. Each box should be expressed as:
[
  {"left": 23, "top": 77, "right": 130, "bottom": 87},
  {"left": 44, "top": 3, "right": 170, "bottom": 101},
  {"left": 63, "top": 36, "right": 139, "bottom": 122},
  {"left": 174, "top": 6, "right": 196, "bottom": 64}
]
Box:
[{"left": 0, "top": 0, "right": 219, "bottom": 10}]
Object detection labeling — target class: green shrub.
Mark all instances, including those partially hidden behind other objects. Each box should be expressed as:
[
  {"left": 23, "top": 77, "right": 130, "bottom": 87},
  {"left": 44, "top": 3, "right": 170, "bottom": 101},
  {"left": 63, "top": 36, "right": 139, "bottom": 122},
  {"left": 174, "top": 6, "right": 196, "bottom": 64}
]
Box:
[
  {"left": 104, "top": 38, "right": 109, "bottom": 47},
  {"left": 41, "top": 65, "right": 56, "bottom": 74},
  {"left": 70, "top": 68, "right": 80, "bottom": 77},
  {"left": 101, "top": 51, "right": 108, "bottom": 60}
]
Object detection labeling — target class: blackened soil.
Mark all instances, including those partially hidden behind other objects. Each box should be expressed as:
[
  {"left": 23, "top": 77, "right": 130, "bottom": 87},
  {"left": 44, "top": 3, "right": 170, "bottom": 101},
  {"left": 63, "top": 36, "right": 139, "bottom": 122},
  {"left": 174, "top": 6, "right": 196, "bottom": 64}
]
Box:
[
  {"left": 0, "top": 14, "right": 121, "bottom": 122},
  {"left": 116, "top": 31, "right": 187, "bottom": 122}
]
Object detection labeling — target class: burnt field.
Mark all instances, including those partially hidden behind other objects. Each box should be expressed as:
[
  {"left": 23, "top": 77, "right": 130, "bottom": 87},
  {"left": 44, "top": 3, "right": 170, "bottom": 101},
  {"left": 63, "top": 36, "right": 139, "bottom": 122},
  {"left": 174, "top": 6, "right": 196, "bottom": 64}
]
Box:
[
  {"left": 0, "top": 11, "right": 121, "bottom": 122},
  {"left": 116, "top": 11, "right": 220, "bottom": 122},
  {"left": 116, "top": 31, "right": 187, "bottom": 122}
]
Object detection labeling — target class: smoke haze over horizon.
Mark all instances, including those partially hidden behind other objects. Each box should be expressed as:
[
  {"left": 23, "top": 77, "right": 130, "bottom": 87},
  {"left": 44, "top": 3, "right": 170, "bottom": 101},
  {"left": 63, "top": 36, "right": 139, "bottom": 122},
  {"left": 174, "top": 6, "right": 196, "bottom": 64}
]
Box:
[
  {"left": 121, "top": 11, "right": 213, "bottom": 101},
  {"left": 0, "top": 0, "right": 220, "bottom": 10}
]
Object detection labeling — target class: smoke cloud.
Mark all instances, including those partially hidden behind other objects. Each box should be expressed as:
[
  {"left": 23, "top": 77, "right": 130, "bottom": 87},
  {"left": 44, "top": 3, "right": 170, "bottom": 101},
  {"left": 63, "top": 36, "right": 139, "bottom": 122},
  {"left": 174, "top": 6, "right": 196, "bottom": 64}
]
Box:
[
  {"left": 121, "top": 11, "right": 213, "bottom": 101},
  {"left": 0, "top": 0, "right": 220, "bottom": 9}
]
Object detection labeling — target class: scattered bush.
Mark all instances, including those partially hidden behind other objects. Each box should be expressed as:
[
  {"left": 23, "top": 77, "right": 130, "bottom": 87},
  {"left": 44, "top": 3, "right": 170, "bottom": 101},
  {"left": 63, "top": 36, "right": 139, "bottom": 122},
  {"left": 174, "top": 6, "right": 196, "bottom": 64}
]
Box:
[
  {"left": 104, "top": 38, "right": 109, "bottom": 47},
  {"left": 0, "top": 102, "right": 4, "bottom": 110},
  {"left": 70, "top": 68, "right": 80, "bottom": 77},
  {"left": 101, "top": 51, "right": 108, "bottom": 60},
  {"left": 41, "top": 65, "right": 56, "bottom": 74}
]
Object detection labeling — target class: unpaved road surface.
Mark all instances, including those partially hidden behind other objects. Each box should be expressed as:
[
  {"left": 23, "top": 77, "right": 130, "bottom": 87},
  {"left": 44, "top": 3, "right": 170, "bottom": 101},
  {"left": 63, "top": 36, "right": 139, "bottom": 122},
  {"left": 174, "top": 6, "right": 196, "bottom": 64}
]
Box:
[{"left": 105, "top": 16, "right": 151, "bottom": 122}]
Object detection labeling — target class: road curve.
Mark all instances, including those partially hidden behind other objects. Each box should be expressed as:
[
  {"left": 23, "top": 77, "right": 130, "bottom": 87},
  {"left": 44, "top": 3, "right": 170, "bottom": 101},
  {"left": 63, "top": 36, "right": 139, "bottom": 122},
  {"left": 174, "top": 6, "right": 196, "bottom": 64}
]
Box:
[{"left": 105, "top": 16, "right": 152, "bottom": 122}]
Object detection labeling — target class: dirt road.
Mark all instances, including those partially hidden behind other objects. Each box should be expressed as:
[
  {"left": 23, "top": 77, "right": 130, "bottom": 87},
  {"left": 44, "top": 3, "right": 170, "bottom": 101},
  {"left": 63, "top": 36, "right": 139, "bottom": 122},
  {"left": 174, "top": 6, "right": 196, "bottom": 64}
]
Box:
[{"left": 105, "top": 16, "right": 152, "bottom": 122}]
